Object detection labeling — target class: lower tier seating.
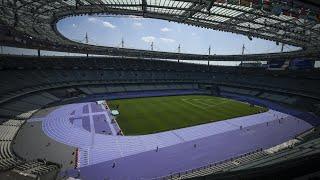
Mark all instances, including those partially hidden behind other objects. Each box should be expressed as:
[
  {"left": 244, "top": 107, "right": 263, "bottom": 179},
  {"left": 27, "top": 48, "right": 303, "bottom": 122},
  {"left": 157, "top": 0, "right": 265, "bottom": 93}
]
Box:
[
  {"left": 169, "top": 135, "right": 320, "bottom": 180},
  {"left": 0, "top": 120, "right": 25, "bottom": 171},
  {"left": 12, "top": 160, "right": 60, "bottom": 177}
]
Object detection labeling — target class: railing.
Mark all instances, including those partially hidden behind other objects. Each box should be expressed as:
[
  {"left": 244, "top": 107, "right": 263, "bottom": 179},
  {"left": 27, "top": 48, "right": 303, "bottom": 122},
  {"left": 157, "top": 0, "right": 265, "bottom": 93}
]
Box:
[
  {"left": 153, "top": 148, "right": 264, "bottom": 180},
  {"left": 75, "top": 148, "right": 79, "bottom": 169}
]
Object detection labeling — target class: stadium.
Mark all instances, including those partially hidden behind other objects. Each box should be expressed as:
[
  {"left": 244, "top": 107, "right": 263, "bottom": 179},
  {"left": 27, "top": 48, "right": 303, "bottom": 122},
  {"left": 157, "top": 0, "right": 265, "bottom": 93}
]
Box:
[{"left": 0, "top": 0, "right": 320, "bottom": 179}]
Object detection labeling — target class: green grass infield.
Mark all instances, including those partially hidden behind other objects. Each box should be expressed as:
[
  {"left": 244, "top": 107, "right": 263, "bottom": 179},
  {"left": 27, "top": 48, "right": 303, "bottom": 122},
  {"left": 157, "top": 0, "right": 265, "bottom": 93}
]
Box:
[{"left": 108, "top": 95, "right": 268, "bottom": 135}]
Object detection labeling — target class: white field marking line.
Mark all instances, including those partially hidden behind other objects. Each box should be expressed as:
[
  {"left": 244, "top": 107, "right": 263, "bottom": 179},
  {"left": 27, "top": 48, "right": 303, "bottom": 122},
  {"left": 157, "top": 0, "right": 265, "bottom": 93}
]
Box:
[
  {"left": 182, "top": 98, "right": 230, "bottom": 105},
  {"left": 192, "top": 98, "right": 231, "bottom": 107},
  {"left": 181, "top": 98, "right": 208, "bottom": 110},
  {"left": 194, "top": 98, "right": 229, "bottom": 102},
  {"left": 181, "top": 98, "right": 231, "bottom": 110},
  {"left": 191, "top": 99, "right": 217, "bottom": 107}
]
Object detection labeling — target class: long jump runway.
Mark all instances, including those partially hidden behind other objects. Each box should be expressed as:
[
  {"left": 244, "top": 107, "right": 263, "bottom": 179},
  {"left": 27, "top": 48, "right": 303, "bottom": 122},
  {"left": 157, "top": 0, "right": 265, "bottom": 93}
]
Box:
[{"left": 40, "top": 96, "right": 316, "bottom": 179}]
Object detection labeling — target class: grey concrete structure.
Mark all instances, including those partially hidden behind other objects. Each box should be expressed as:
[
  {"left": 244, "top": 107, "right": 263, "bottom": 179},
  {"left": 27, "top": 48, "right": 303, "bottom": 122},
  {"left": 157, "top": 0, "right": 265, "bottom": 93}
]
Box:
[{"left": 13, "top": 120, "right": 76, "bottom": 171}]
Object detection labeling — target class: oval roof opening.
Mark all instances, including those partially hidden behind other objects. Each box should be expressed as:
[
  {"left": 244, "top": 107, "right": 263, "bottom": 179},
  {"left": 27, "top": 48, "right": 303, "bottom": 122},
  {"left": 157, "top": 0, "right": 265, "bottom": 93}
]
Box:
[{"left": 57, "top": 15, "right": 301, "bottom": 55}]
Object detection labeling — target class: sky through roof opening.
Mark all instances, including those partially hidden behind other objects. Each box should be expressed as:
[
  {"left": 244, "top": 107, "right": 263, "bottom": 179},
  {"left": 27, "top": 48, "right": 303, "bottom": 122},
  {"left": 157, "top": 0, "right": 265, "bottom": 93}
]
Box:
[{"left": 57, "top": 15, "right": 301, "bottom": 55}]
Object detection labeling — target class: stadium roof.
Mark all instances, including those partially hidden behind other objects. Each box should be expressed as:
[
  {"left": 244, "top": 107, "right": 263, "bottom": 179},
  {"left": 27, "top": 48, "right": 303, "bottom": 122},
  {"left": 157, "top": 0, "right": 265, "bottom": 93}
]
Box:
[
  {"left": 0, "top": 0, "right": 320, "bottom": 60},
  {"left": 298, "top": 0, "right": 320, "bottom": 7}
]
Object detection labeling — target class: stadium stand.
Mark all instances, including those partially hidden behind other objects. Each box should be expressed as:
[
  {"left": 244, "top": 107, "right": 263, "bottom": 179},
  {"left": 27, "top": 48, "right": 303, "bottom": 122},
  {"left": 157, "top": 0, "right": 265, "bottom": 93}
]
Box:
[
  {"left": 11, "top": 160, "right": 60, "bottom": 179},
  {"left": 0, "top": 119, "right": 24, "bottom": 170},
  {"left": 259, "top": 93, "right": 297, "bottom": 105},
  {"left": 219, "top": 86, "right": 260, "bottom": 96},
  {"left": 0, "top": 118, "right": 61, "bottom": 179},
  {"left": 0, "top": 56, "right": 319, "bottom": 120}
]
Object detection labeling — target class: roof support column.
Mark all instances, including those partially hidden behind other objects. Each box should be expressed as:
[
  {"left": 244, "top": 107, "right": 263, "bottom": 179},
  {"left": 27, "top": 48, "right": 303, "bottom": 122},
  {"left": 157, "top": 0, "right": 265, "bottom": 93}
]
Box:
[{"left": 142, "top": 0, "right": 147, "bottom": 17}]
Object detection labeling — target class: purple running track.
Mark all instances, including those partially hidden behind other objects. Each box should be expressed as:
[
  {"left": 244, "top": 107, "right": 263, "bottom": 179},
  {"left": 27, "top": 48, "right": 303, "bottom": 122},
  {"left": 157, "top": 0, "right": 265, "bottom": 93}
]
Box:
[{"left": 76, "top": 117, "right": 311, "bottom": 180}]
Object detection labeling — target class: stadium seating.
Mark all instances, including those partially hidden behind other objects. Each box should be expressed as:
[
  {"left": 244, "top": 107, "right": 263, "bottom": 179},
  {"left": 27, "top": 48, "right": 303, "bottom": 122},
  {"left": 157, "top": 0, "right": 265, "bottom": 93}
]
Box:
[
  {"left": 12, "top": 160, "right": 59, "bottom": 175},
  {"left": 259, "top": 93, "right": 297, "bottom": 105},
  {"left": 0, "top": 70, "right": 319, "bottom": 119},
  {"left": 11, "top": 160, "right": 60, "bottom": 179},
  {"left": 0, "top": 117, "right": 67, "bottom": 177},
  {"left": 0, "top": 119, "right": 25, "bottom": 170},
  {"left": 0, "top": 126, "right": 19, "bottom": 141},
  {"left": 170, "top": 150, "right": 269, "bottom": 179},
  {"left": 0, "top": 56, "right": 319, "bottom": 100},
  {"left": 239, "top": 137, "right": 320, "bottom": 167},
  {"left": 219, "top": 86, "right": 260, "bottom": 96}
]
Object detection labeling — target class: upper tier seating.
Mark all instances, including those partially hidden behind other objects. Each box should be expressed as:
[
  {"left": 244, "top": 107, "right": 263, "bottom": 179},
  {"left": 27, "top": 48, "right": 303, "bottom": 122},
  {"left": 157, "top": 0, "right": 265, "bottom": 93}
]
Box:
[
  {"left": 0, "top": 55, "right": 319, "bottom": 118},
  {"left": 0, "top": 56, "right": 319, "bottom": 100}
]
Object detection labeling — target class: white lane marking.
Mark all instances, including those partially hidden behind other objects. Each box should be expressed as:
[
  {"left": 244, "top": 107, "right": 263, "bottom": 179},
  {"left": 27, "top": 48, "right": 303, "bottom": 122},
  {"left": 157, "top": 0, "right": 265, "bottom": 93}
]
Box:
[{"left": 88, "top": 103, "right": 95, "bottom": 147}]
